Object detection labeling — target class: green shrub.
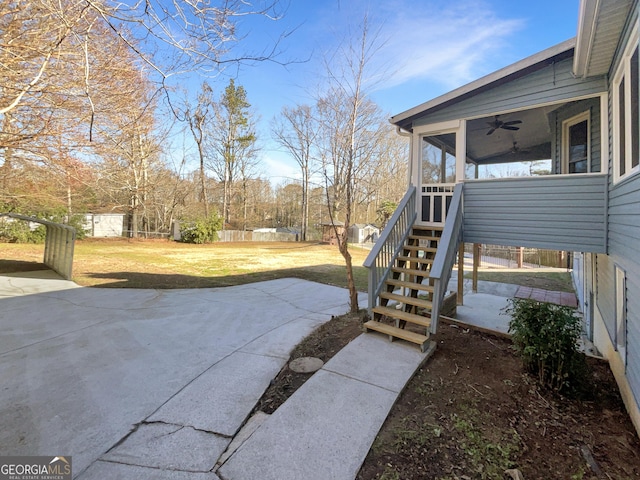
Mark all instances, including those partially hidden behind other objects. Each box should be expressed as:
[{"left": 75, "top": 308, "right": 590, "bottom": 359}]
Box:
[
  {"left": 0, "top": 220, "right": 31, "bottom": 243},
  {"left": 44, "top": 213, "right": 89, "bottom": 240},
  {"left": 505, "top": 298, "right": 585, "bottom": 393},
  {"left": 0, "top": 212, "right": 88, "bottom": 243},
  {"left": 59, "top": 214, "right": 89, "bottom": 240},
  {"left": 179, "top": 213, "right": 223, "bottom": 244},
  {"left": 0, "top": 219, "right": 46, "bottom": 243}
]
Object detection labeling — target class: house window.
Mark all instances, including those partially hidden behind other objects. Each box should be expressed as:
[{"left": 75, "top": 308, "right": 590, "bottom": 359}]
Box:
[
  {"left": 613, "top": 26, "right": 639, "bottom": 183},
  {"left": 615, "top": 265, "right": 627, "bottom": 368},
  {"left": 562, "top": 112, "right": 590, "bottom": 173}
]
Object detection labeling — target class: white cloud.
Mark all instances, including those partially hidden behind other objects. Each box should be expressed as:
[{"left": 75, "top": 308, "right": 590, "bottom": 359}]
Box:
[
  {"left": 374, "top": 1, "right": 524, "bottom": 90},
  {"left": 262, "top": 154, "right": 302, "bottom": 185}
]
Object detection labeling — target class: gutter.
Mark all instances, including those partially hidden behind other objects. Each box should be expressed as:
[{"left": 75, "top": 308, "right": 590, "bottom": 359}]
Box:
[{"left": 573, "top": 0, "right": 600, "bottom": 78}]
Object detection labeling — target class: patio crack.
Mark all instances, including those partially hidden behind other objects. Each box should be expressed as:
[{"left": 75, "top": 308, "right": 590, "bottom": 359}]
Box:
[
  {"left": 96, "top": 458, "right": 214, "bottom": 474},
  {"left": 141, "top": 420, "right": 232, "bottom": 439},
  {"left": 251, "top": 282, "right": 346, "bottom": 315}
]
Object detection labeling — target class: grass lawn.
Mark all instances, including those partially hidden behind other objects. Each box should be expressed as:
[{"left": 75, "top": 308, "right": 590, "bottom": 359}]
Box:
[
  {"left": 2, "top": 239, "right": 576, "bottom": 293},
  {"left": 1, "top": 239, "right": 370, "bottom": 291},
  {"left": 465, "top": 269, "right": 575, "bottom": 292}
]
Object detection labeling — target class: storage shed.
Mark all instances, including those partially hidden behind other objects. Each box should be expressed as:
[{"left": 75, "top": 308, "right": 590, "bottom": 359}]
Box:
[
  {"left": 84, "top": 214, "right": 125, "bottom": 237},
  {"left": 321, "top": 221, "right": 345, "bottom": 245},
  {"left": 348, "top": 224, "right": 379, "bottom": 244}
]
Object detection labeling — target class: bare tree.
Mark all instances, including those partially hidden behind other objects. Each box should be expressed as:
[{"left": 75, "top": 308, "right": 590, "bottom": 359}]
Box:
[
  {"left": 271, "top": 105, "right": 318, "bottom": 240},
  {"left": 185, "top": 83, "right": 216, "bottom": 217},
  {"left": 274, "top": 182, "right": 303, "bottom": 228},
  {"left": 236, "top": 143, "right": 260, "bottom": 231},
  {"left": 1, "top": 0, "right": 290, "bottom": 117},
  {"left": 85, "top": 39, "right": 166, "bottom": 237},
  {"left": 316, "top": 15, "right": 387, "bottom": 313},
  {"left": 358, "top": 128, "right": 409, "bottom": 223}
]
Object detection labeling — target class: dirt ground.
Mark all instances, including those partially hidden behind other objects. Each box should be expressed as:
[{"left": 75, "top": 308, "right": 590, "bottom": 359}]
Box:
[
  {"left": 254, "top": 311, "right": 366, "bottom": 414},
  {"left": 259, "top": 314, "right": 640, "bottom": 480}
]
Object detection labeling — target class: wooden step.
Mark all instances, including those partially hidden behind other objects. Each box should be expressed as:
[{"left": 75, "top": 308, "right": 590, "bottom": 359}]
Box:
[
  {"left": 397, "top": 255, "right": 434, "bottom": 264},
  {"left": 391, "top": 266, "right": 431, "bottom": 278},
  {"left": 364, "top": 320, "right": 430, "bottom": 351},
  {"left": 385, "top": 278, "right": 435, "bottom": 293},
  {"left": 412, "top": 227, "right": 443, "bottom": 234},
  {"left": 380, "top": 291, "right": 433, "bottom": 310},
  {"left": 402, "top": 245, "right": 438, "bottom": 253},
  {"left": 407, "top": 235, "right": 440, "bottom": 247},
  {"left": 372, "top": 305, "right": 432, "bottom": 327},
  {"left": 408, "top": 234, "right": 441, "bottom": 242}
]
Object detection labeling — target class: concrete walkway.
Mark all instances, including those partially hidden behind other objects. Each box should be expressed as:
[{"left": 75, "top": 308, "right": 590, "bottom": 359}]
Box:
[
  {"left": 1, "top": 271, "right": 435, "bottom": 480},
  {"left": 218, "top": 335, "right": 433, "bottom": 480}
]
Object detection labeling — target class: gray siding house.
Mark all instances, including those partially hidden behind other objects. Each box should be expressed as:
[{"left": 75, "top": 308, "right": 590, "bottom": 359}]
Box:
[{"left": 364, "top": 0, "right": 640, "bottom": 434}]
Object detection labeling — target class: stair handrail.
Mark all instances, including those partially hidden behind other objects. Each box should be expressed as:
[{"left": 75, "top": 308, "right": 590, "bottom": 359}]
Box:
[
  {"left": 428, "top": 182, "right": 464, "bottom": 333},
  {"left": 363, "top": 185, "right": 417, "bottom": 317}
]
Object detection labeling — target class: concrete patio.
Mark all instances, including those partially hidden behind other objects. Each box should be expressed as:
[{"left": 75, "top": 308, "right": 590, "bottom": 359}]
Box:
[{"left": 0, "top": 271, "right": 367, "bottom": 479}]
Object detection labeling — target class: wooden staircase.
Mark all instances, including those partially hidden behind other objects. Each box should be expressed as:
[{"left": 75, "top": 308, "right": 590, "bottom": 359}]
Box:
[{"left": 364, "top": 226, "right": 443, "bottom": 352}]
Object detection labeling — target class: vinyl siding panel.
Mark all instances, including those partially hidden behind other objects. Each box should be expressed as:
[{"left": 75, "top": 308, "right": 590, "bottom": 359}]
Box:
[
  {"left": 608, "top": 175, "right": 640, "bottom": 413},
  {"left": 463, "top": 174, "right": 607, "bottom": 251},
  {"left": 413, "top": 58, "right": 607, "bottom": 127},
  {"left": 604, "top": 2, "right": 640, "bottom": 412}
]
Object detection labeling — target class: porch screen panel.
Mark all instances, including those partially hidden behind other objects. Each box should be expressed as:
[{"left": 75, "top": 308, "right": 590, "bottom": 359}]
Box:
[
  {"left": 421, "top": 134, "right": 456, "bottom": 184},
  {"left": 422, "top": 141, "right": 442, "bottom": 183}
]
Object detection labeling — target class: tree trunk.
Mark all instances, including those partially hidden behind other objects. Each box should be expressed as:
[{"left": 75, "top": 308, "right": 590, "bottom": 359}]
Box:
[
  {"left": 338, "top": 231, "right": 359, "bottom": 313},
  {"left": 130, "top": 199, "right": 138, "bottom": 238},
  {"left": 242, "top": 178, "right": 248, "bottom": 231},
  {"left": 223, "top": 167, "right": 229, "bottom": 227},
  {"left": 200, "top": 155, "right": 209, "bottom": 218},
  {"left": 66, "top": 170, "right": 72, "bottom": 217},
  {"left": 301, "top": 166, "right": 309, "bottom": 241}
]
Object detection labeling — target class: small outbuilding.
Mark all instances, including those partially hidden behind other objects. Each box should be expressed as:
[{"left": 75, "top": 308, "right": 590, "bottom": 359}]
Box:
[
  {"left": 348, "top": 223, "right": 379, "bottom": 244},
  {"left": 321, "top": 221, "right": 345, "bottom": 245},
  {"left": 83, "top": 214, "right": 125, "bottom": 237}
]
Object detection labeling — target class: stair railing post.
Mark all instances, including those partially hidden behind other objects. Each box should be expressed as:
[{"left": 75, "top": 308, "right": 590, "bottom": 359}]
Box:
[
  {"left": 428, "top": 183, "right": 464, "bottom": 334},
  {"left": 363, "top": 185, "right": 417, "bottom": 318},
  {"left": 368, "top": 265, "right": 376, "bottom": 317}
]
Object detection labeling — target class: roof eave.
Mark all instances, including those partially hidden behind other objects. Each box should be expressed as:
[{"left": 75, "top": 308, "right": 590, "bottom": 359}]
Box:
[{"left": 390, "top": 38, "right": 577, "bottom": 131}]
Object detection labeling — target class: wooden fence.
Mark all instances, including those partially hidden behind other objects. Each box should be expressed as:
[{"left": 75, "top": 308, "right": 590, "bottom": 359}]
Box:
[
  {"left": 217, "top": 230, "right": 298, "bottom": 242},
  {"left": 171, "top": 222, "right": 298, "bottom": 242}
]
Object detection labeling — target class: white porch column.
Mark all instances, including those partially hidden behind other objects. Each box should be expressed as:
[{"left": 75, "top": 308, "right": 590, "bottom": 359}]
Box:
[{"left": 455, "top": 119, "right": 466, "bottom": 183}]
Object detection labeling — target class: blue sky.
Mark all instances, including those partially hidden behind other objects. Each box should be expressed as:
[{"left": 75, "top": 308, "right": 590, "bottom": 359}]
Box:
[{"left": 182, "top": 0, "right": 581, "bottom": 184}]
